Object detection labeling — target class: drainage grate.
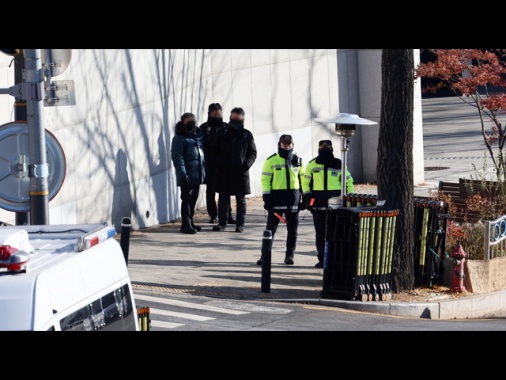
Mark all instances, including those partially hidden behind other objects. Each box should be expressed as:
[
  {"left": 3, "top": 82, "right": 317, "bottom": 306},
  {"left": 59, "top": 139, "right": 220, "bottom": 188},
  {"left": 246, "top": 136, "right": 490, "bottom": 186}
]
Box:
[{"left": 425, "top": 166, "right": 450, "bottom": 171}]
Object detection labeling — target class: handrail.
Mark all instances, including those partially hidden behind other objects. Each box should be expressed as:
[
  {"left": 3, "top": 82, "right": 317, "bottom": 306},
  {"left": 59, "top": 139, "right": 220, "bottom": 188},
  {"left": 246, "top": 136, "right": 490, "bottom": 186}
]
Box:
[{"left": 484, "top": 215, "right": 506, "bottom": 261}]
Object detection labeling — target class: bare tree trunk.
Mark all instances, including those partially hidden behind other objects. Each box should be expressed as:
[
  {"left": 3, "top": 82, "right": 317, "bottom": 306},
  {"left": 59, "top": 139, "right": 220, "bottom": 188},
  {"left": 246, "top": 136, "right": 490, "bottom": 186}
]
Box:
[{"left": 377, "top": 49, "right": 415, "bottom": 292}]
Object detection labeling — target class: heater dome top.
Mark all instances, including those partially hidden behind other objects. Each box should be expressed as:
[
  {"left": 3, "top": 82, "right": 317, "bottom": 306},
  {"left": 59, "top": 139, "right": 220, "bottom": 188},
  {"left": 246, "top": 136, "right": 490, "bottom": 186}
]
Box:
[{"left": 315, "top": 113, "right": 377, "bottom": 125}]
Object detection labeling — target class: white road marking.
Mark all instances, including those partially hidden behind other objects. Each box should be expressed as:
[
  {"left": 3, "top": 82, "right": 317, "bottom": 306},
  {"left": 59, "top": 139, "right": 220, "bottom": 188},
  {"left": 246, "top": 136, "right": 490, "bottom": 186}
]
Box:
[
  {"left": 149, "top": 307, "right": 215, "bottom": 321},
  {"left": 134, "top": 294, "right": 250, "bottom": 315},
  {"left": 206, "top": 300, "right": 293, "bottom": 314},
  {"left": 150, "top": 320, "right": 185, "bottom": 329}
]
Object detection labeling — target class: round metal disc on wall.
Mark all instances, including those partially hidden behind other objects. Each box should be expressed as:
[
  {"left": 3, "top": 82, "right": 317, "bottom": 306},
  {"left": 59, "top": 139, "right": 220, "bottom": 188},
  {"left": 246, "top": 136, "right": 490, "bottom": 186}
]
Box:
[
  {"left": 0, "top": 122, "right": 66, "bottom": 212},
  {"left": 41, "top": 49, "right": 72, "bottom": 77}
]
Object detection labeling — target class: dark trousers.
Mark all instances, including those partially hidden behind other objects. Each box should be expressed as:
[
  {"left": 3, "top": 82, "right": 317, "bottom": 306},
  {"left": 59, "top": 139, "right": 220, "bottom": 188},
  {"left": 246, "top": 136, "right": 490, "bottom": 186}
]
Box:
[
  {"left": 180, "top": 184, "right": 200, "bottom": 227},
  {"left": 312, "top": 210, "right": 327, "bottom": 262},
  {"left": 218, "top": 194, "right": 245, "bottom": 226},
  {"left": 266, "top": 210, "right": 299, "bottom": 257},
  {"left": 206, "top": 186, "right": 232, "bottom": 220}
]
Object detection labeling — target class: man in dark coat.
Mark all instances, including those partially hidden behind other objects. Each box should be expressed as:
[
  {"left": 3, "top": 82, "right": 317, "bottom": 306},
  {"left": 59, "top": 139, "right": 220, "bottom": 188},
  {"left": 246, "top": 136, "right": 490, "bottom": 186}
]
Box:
[
  {"left": 199, "top": 103, "right": 235, "bottom": 224},
  {"left": 171, "top": 112, "right": 206, "bottom": 234},
  {"left": 212, "top": 107, "right": 257, "bottom": 232}
]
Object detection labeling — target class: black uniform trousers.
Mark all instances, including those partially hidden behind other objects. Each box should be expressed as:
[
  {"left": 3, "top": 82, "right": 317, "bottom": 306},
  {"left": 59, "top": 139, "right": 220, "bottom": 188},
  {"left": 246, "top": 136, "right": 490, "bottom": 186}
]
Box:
[{"left": 266, "top": 210, "right": 299, "bottom": 257}]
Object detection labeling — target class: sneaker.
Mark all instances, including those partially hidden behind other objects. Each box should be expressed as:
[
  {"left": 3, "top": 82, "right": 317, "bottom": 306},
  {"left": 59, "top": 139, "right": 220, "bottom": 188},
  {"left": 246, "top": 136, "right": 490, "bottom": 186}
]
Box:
[
  {"left": 315, "top": 261, "right": 323, "bottom": 268},
  {"left": 180, "top": 226, "right": 197, "bottom": 234},
  {"left": 284, "top": 255, "right": 294, "bottom": 265},
  {"left": 228, "top": 218, "right": 237, "bottom": 225},
  {"left": 208, "top": 218, "right": 216, "bottom": 224},
  {"left": 256, "top": 258, "right": 262, "bottom": 266},
  {"left": 212, "top": 225, "right": 227, "bottom": 232},
  {"left": 235, "top": 226, "right": 244, "bottom": 233}
]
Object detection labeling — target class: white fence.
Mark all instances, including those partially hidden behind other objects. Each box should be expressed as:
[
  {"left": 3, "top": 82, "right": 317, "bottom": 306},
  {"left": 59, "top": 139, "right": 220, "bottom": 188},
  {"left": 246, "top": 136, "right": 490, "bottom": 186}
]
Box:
[{"left": 484, "top": 215, "right": 506, "bottom": 261}]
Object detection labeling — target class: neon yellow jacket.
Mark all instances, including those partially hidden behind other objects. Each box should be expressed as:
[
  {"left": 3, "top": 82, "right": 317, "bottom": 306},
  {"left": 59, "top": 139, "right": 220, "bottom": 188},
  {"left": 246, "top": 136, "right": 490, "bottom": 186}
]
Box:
[
  {"left": 301, "top": 157, "right": 354, "bottom": 207},
  {"left": 261, "top": 153, "right": 305, "bottom": 212}
]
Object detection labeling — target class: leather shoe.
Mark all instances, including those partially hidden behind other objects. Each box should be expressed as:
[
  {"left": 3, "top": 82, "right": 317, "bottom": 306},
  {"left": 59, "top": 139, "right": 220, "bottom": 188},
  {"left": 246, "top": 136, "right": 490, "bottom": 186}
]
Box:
[
  {"left": 180, "top": 226, "right": 197, "bottom": 234},
  {"left": 227, "top": 218, "right": 237, "bottom": 225},
  {"left": 315, "top": 261, "right": 323, "bottom": 268},
  {"left": 256, "top": 258, "right": 262, "bottom": 266},
  {"left": 235, "top": 226, "right": 244, "bottom": 233},
  {"left": 192, "top": 224, "right": 202, "bottom": 232},
  {"left": 284, "top": 255, "right": 294, "bottom": 265},
  {"left": 208, "top": 218, "right": 216, "bottom": 223},
  {"left": 212, "top": 225, "right": 226, "bottom": 232}
]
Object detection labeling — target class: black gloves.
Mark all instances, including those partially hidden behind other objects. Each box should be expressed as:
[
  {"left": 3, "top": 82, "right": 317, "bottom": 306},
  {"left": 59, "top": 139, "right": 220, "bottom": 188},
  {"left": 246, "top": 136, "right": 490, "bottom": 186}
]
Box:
[
  {"left": 263, "top": 194, "right": 272, "bottom": 212},
  {"left": 298, "top": 195, "right": 306, "bottom": 211},
  {"left": 181, "top": 175, "right": 191, "bottom": 186},
  {"left": 303, "top": 193, "right": 314, "bottom": 211}
]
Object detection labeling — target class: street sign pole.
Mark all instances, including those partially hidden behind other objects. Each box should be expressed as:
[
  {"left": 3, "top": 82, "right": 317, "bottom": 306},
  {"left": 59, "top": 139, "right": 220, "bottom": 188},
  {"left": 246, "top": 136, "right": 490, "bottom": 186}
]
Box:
[
  {"left": 14, "top": 53, "right": 29, "bottom": 225},
  {"left": 24, "top": 49, "right": 49, "bottom": 225}
]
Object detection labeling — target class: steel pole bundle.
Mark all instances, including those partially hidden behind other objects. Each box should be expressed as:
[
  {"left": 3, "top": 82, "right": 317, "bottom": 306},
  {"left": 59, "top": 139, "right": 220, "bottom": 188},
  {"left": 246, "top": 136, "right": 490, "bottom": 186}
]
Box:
[{"left": 322, "top": 206, "right": 399, "bottom": 301}]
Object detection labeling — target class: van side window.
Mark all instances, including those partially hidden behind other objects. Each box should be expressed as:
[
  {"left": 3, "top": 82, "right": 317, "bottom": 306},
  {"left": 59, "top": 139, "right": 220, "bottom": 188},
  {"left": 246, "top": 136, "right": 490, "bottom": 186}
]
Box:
[
  {"left": 59, "top": 284, "right": 135, "bottom": 331},
  {"left": 59, "top": 304, "right": 91, "bottom": 331}
]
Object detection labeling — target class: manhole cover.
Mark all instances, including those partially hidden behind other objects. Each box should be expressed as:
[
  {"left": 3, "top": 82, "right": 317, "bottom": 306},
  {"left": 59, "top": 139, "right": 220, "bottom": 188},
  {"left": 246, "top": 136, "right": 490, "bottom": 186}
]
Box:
[{"left": 425, "top": 166, "right": 450, "bottom": 171}]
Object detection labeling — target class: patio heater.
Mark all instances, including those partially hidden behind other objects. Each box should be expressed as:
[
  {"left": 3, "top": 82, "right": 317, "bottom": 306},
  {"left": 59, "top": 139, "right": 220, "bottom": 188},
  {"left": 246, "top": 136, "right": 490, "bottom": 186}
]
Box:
[{"left": 315, "top": 113, "right": 378, "bottom": 198}]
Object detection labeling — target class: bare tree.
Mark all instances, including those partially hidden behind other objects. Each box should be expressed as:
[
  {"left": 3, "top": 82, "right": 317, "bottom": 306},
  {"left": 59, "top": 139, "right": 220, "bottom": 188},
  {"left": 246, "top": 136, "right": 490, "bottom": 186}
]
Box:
[{"left": 377, "top": 49, "right": 415, "bottom": 292}]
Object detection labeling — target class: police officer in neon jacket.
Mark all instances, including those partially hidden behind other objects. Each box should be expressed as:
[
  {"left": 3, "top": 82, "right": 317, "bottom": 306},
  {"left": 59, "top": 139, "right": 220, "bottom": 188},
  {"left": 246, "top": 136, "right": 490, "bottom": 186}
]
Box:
[
  {"left": 257, "top": 134, "right": 305, "bottom": 266},
  {"left": 301, "top": 140, "right": 354, "bottom": 268}
]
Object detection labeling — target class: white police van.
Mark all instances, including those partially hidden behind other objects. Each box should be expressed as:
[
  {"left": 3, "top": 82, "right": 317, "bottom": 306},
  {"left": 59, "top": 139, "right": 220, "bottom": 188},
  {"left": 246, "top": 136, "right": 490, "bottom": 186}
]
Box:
[{"left": 0, "top": 223, "right": 139, "bottom": 331}]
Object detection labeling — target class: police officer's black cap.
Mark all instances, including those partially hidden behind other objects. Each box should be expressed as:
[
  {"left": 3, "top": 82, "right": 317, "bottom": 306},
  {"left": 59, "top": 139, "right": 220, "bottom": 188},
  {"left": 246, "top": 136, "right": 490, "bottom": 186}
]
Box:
[
  {"left": 279, "top": 134, "right": 293, "bottom": 144},
  {"left": 318, "top": 140, "right": 333, "bottom": 150}
]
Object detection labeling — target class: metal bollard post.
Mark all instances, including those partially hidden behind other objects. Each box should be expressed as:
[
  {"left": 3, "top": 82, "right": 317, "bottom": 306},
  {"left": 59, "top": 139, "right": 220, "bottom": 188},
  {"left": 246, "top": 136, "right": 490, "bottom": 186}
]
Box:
[
  {"left": 120, "top": 217, "right": 132, "bottom": 265},
  {"left": 261, "top": 230, "right": 273, "bottom": 293}
]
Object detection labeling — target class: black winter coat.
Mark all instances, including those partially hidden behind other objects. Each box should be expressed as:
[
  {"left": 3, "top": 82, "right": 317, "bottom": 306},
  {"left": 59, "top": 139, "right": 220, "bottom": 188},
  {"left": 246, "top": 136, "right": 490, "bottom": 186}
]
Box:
[
  {"left": 171, "top": 122, "right": 205, "bottom": 186},
  {"left": 212, "top": 125, "right": 257, "bottom": 195},
  {"left": 199, "top": 120, "right": 228, "bottom": 186}
]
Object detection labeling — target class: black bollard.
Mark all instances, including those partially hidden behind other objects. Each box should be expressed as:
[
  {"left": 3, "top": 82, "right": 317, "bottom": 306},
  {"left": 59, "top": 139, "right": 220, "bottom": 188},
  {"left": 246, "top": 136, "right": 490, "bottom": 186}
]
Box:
[
  {"left": 261, "top": 230, "right": 273, "bottom": 293},
  {"left": 120, "top": 217, "right": 132, "bottom": 265}
]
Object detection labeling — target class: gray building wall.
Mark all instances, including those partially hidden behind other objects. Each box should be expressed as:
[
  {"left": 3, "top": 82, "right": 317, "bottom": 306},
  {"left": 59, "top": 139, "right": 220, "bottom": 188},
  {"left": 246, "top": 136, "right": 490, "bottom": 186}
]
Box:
[{"left": 0, "top": 49, "right": 423, "bottom": 229}]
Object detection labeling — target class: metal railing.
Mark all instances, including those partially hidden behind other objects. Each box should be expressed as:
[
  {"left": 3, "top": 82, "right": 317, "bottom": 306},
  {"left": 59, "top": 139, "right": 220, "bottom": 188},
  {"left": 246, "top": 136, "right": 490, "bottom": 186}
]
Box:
[{"left": 484, "top": 215, "right": 506, "bottom": 261}]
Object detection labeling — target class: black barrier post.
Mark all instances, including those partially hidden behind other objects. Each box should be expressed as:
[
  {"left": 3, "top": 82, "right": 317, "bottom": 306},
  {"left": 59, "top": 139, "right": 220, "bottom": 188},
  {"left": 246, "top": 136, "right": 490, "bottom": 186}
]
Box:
[
  {"left": 120, "top": 217, "right": 132, "bottom": 265},
  {"left": 261, "top": 230, "right": 273, "bottom": 293}
]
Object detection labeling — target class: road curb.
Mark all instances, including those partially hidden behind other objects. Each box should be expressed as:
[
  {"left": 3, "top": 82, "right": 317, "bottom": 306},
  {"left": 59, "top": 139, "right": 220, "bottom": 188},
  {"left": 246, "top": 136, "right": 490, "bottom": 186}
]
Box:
[{"left": 254, "top": 291, "right": 506, "bottom": 320}]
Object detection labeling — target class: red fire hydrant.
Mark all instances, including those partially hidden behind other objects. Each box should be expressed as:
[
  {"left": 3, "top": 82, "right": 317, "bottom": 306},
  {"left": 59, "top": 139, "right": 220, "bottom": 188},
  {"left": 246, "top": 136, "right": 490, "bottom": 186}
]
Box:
[{"left": 450, "top": 241, "right": 467, "bottom": 292}]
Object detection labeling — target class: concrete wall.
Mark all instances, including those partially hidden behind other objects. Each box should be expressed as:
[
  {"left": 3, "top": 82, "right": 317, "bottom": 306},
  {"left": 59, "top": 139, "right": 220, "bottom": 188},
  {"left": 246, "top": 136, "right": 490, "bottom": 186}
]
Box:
[
  {"left": 0, "top": 49, "right": 424, "bottom": 230},
  {"left": 465, "top": 256, "right": 506, "bottom": 294}
]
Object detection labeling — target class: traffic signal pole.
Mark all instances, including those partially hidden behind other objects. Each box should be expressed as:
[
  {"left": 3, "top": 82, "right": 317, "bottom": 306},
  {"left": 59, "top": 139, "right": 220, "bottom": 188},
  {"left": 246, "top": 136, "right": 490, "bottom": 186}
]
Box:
[
  {"left": 23, "top": 49, "right": 49, "bottom": 225},
  {"left": 13, "top": 53, "right": 29, "bottom": 225}
]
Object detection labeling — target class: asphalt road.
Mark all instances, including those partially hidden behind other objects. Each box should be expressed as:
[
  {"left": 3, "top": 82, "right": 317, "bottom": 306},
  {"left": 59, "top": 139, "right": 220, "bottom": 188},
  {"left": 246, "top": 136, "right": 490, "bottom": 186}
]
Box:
[{"left": 133, "top": 289, "right": 506, "bottom": 331}]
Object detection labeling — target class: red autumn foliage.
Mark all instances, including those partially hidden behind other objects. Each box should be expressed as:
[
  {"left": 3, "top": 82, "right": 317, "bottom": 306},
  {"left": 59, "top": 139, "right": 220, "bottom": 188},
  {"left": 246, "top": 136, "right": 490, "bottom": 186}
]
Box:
[{"left": 416, "top": 49, "right": 506, "bottom": 180}]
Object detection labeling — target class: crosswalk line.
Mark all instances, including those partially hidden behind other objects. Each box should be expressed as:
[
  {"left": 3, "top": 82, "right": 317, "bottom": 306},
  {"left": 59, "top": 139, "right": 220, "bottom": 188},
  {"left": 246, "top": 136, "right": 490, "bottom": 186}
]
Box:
[
  {"left": 135, "top": 294, "right": 250, "bottom": 315},
  {"left": 149, "top": 307, "right": 215, "bottom": 321},
  {"left": 150, "top": 320, "right": 185, "bottom": 329}
]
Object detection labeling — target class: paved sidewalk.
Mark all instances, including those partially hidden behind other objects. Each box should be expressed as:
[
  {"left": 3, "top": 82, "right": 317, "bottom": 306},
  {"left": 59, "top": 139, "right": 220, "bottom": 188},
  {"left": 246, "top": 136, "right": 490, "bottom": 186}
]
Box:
[
  {"left": 126, "top": 192, "right": 506, "bottom": 320},
  {"left": 126, "top": 96, "right": 506, "bottom": 320}
]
